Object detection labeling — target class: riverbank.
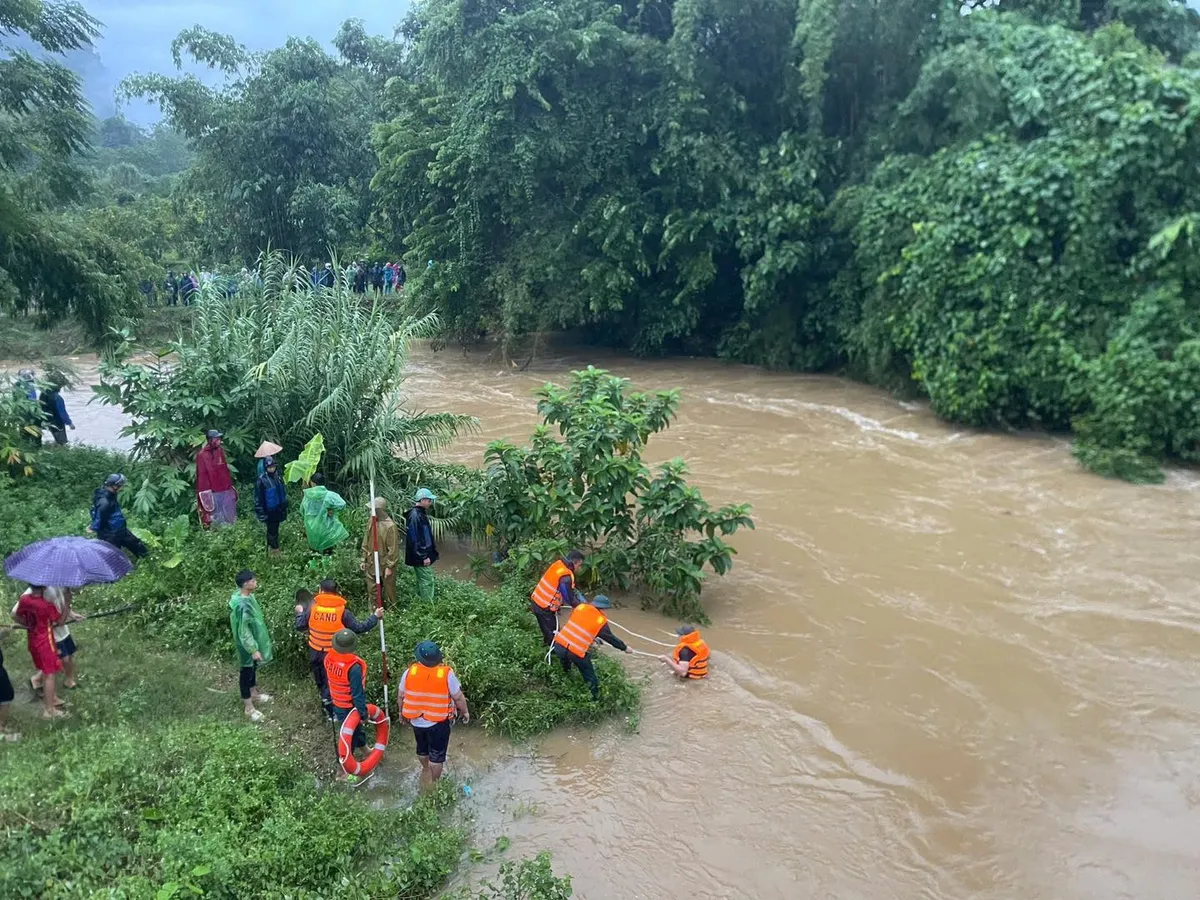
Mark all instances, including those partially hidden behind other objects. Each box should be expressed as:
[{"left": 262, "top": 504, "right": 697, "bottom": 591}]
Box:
[
  {"left": 0, "top": 445, "right": 631, "bottom": 897},
  {"left": 0, "top": 306, "right": 196, "bottom": 360}
]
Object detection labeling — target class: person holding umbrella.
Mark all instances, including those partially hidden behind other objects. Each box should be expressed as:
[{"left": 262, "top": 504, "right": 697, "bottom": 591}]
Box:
[
  {"left": 88, "top": 474, "right": 148, "bottom": 559},
  {"left": 5, "top": 536, "right": 134, "bottom": 719}
]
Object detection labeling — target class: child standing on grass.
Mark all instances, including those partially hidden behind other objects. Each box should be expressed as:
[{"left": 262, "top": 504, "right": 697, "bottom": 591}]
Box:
[
  {"left": 229, "top": 570, "right": 273, "bottom": 722},
  {"left": 13, "top": 586, "right": 66, "bottom": 720}
]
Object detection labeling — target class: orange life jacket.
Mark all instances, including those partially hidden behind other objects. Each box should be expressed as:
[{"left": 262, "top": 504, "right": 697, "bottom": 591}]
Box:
[
  {"left": 400, "top": 663, "right": 455, "bottom": 723},
  {"left": 325, "top": 650, "right": 367, "bottom": 709},
  {"left": 672, "top": 631, "right": 710, "bottom": 679},
  {"left": 554, "top": 603, "right": 606, "bottom": 658},
  {"left": 307, "top": 592, "right": 346, "bottom": 652},
  {"left": 531, "top": 560, "right": 574, "bottom": 612}
]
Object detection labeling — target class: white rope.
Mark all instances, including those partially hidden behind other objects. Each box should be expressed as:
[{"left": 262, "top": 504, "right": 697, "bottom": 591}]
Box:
[
  {"left": 607, "top": 618, "right": 675, "bottom": 648},
  {"left": 544, "top": 609, "right": 560, "bottom": 665},
  {"left": 623, "top": 647, "right": 661, "bottom": 659}
]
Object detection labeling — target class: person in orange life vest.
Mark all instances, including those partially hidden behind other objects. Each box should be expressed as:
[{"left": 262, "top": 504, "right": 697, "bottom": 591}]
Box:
[
  {"left": 662, "top": 624, "right": 710, "bottom": 680},
  {"left": 295, "top": 579, "right": 381, "bottom": 719},
  {"left": 530, "top": 550, "right": 586, "bottom": 646},
  {"left": 398, "top": 641, "right": 469, "bottom": 783},
  {"left": 324, "top": 628, "right": 370, "bottom": 766},
  {"left": 552, "top": 601, "right": 631, "bottom": 700}
]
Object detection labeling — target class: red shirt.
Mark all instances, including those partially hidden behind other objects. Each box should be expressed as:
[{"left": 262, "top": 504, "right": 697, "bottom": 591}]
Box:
[
  {"left": 196, "top": 443, "right": 234, "bottom": 493},
  {"left": 15, "top": 590, "right": 60, "bottom": 654}
]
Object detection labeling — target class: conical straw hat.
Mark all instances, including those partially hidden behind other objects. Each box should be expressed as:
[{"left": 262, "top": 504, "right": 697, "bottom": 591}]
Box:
[{"left": 255, "top": 440, "right": 284, "bottom": 459}]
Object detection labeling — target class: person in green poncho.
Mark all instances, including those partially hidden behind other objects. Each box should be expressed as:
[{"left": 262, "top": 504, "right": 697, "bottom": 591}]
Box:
[
  {"left": 302, "top": 474, "right": 349, "bottom": 553},
  {"left": 230, "top": 570, "right": 272, "bottom": 722}
]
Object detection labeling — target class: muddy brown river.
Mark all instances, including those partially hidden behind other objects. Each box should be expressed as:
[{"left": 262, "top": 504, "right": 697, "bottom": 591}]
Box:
[{"left": 33, "top": 348, "right": 1200, "bottom": 898}]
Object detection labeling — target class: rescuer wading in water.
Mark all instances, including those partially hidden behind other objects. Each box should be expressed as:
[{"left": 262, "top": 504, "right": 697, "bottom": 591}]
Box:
[{"left": 398, "top": 640, "right": 469, "bottom": 784}]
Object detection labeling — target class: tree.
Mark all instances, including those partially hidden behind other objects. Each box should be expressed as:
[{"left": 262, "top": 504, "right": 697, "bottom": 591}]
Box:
[
  {"left": 446, "top": 367, "right": 754, "bottom": 619},
  {"left": 125, "top": 26, "right": 399, "bottom": 261},
  {"left": 0, "top": 0, "right": 148, "bottom": 334},
  {"left": 94, "top": 250, "right": 476, "bottom": 514}
]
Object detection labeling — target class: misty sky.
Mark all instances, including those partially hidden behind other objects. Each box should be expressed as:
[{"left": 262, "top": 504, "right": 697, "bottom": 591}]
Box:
[{"left": 80, "top": 1, "right": 408, "bottom": 121}]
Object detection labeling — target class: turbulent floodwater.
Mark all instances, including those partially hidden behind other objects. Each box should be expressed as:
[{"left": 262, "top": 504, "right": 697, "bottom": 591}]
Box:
[{"left": 30, "top": 348, "right": 1200, "bottom": 899}]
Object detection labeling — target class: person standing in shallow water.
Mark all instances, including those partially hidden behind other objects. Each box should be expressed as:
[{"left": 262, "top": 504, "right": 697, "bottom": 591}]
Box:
[
  {"left": 662, "top": 624, "right": 710, "bottom": 680},
  {"left": 398, "top": 641, "right": 469, "bottom": 785},
  {"left": 406, "top": 488, "right": 439, "bottom": 601}
]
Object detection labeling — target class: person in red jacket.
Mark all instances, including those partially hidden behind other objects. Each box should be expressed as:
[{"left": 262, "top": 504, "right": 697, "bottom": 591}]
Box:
[
  {"left": 196, "top": 429, "right": 237, "bottom": 527},
  {"left": 13, "top": 585, "right": 66, "bottom": 719}
]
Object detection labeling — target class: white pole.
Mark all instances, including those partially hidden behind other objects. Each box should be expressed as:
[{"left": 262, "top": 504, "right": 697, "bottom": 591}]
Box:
[{"left": 369, "top": 474, "right": 388, "bottom": 712}]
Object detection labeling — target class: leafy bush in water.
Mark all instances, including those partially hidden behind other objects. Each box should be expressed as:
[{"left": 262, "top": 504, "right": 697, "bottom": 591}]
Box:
[
  {"left": 94, "top": 250, "right": 476, "bottom": 509},
  {"left": 448, "top": 368, "right": 753, "bottom": 620},
  {"left": 0, "top": 721, "right": 462, "bottom": 899},
  {"left": 465, "top": 853, "right": 573, "bottom": 900}
]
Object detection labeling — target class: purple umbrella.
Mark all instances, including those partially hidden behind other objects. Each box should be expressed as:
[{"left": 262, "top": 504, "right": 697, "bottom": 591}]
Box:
[{"left": 4, "top": 536, "right": 134, "bottom": 589}]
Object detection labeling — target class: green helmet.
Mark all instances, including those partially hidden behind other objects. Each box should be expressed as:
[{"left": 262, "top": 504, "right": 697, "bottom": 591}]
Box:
[{"left": 331, "top": 629, "right": 357, "bottom": 653}]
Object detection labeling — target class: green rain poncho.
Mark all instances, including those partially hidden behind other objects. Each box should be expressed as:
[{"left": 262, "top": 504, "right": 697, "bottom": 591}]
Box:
[
  {"left": 302, "top": 485, "right": 349, "bottom": 552},
  {"left": 229, "top": 590, "right": 273, "bottom": 667}
]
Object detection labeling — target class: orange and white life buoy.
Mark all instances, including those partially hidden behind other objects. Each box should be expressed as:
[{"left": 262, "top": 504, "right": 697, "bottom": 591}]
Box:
[{"left": 337, "top": 703, "right": 390, "bottom": 776}]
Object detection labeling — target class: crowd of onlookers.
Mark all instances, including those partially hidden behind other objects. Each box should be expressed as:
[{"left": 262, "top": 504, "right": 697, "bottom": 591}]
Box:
[
  {"left": 144, "top": 262, "right": 408, "bottom": 306},
  {"left": 310, "top": 261, "right": 406, "bottom": 294}
]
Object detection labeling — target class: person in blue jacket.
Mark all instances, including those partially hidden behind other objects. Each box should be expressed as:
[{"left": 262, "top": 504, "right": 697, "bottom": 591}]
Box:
[
  {"left": 87, "top": 474, "right": 148, "bottom": 558},
  {"left": 38, "top": 373, "right": 75, "bottom": 445},
  {"left": 253, "top": 456, "right": 289, "bottom": 554}
]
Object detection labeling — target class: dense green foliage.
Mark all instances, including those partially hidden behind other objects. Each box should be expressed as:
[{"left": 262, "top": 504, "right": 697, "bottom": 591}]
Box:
[
  {"left": 0, "top": 0, "right": 152, "bottom": 335},
  {"left": 368, "top": 0, "right": 1200, "bottom": 479},
  {"left": 0, "top": 443, "right": 619, "bottom": 895},
  {"left": 0, "top": 445, "right": 641, "bottom": 739},
  {"left": 450, "top": 367, "right": 753, "bottom": 619},
  {"left": 123, "top": 21, "right": 399, "bottom": 261},
  {"left": 94, "top": 251, "right": 475, "bottom": 506}
]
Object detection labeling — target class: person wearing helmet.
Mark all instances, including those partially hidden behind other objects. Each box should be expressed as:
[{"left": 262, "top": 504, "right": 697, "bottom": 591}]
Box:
[
  {"left": 324, "top": 628, "right": 370, "bottom": 775},
  {"left": 86, "top": 474, "right": 147, "bottom": 558},
  {"left": 398, "top": 640, "right": 469, "bottom": 784}
]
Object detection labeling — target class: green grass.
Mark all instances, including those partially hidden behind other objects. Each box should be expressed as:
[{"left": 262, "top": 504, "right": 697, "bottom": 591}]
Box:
[{"left": 0, "top": 619, "right": 464, "bottom": 899}]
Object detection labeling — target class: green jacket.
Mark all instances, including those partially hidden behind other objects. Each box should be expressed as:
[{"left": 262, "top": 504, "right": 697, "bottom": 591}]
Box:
[
  {"left": 229, "top": 590, "right": 273, "bottom": 667},
  {"left": 301, "top": 485, "right": 349, "bottom": 552}
]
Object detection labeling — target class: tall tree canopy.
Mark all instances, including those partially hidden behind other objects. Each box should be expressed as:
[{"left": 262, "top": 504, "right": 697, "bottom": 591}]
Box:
[
  {"left": 0, "top": 0, "right": 149, "bottom": 333},
  {"left": 124, "top": 21, "right": 401, "bottom": 261},
  {"left": 369, "top": 0, "right": 1200, "bottom": 479}
]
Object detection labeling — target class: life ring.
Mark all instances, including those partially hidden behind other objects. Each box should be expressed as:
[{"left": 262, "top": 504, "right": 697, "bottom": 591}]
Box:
[{"left": 337, "top": 703, "right": 390, "bottom": 776}]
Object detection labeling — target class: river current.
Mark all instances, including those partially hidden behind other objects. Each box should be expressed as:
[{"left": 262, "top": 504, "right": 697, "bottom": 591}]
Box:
[{"left": 44, "top": 346, "right": 1200, "bottom": 899}]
